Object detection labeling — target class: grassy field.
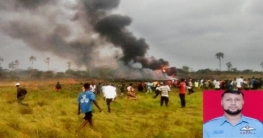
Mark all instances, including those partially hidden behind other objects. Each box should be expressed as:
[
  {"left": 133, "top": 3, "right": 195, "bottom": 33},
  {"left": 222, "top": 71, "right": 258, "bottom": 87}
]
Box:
[{"left": 0, "top": 79, "right": 203, "bottom": 138}]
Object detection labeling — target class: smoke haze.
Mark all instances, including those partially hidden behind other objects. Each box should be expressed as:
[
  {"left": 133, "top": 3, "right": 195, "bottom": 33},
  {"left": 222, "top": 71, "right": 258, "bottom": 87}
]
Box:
[{"left": 0, "top": 0, "right": 175, "bottom": 79}]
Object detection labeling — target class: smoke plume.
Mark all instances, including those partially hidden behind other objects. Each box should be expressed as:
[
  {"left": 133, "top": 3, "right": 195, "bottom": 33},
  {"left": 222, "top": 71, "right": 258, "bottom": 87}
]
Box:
[{"left": 0, "top": 0, "right": 176, "bottom": 78}]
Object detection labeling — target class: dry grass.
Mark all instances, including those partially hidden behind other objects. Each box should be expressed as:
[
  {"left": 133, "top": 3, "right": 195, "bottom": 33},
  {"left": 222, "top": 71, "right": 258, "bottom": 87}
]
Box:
[{"left": 0, "top": 79, "right": 203, "bottom": 138}]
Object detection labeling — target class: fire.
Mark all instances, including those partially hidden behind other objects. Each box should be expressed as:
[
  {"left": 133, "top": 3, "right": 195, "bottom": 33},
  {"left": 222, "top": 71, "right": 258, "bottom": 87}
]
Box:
[
  {"left": 161, "top": 65, "right": 168, "bottom": 73},
  {"left": 161, "top": 66, "right": 177, "bottom": 76}
]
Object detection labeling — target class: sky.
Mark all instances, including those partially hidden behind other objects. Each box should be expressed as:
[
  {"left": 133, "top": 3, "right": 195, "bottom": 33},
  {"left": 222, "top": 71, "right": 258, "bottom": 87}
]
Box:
[{"left": 1, "top": 0, "right": 263, "bottom": 72}]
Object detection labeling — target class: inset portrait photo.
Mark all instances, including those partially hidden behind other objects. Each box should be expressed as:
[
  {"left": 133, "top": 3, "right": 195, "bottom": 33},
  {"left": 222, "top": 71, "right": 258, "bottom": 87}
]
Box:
[{"left": 203, "top": 90, "right": 263, "bottom": 138}]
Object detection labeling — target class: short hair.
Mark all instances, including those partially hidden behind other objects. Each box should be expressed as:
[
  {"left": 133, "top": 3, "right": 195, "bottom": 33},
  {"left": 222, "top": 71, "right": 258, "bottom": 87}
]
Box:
[
  {"left": 221, "top": 90, "right": 244, "bottom": 98},
  {"left": 84, "top": 83, "right": 90, "bottom": 89}
]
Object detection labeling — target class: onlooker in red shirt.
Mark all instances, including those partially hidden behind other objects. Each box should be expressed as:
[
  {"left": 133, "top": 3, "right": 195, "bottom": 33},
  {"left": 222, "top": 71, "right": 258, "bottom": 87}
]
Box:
[{"left": 178, "top": 78, "right": 186, "bottom": 108}]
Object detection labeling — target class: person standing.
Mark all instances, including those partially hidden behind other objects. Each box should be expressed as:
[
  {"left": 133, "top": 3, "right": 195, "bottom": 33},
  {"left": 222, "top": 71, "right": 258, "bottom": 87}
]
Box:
[
  {"left": 127, "top": 83, "right": 137, "bottom": 100},
  {"left": 153, "top": 83, "right": 161, "bottom": 98},
  {"left": 16, "top": 83, "right": 28, "bottom": 106},
  {"left": 153, "top": 80, "right": 158, "bottom": 90},
  {"left": 231, "top": 77, "right": 237, "bottom": 90},
  {"left": 167, "top": 80, "right": 172, "bottom": 88},
  {"left": 214, "top": 79, "right": 221, "bottom": 90},
  {"left": 194, "top": 80, "right": 199, "bottom": 89},
  {"left": 55, "top": 81, "right": 62, "bottom": 92},
  {"left": 178, "top": 78, "right": 186, "bottom": 108},
  {"left": 159, "top": 82, "right": 171, "bottom": 107},
  {"left": 77, "top": 83, "right": 102, "bottom": 129},
  {"left": 199, "top": 79, "right": 204, "bottom": 88},
  {"left": 187, "top": 79, "right": 194, "bottom": 94},
  {"left": 103, "top": 84, "right": 117, "bottom": 113},
  {"left": 90, "top": 81, "right": 96, "bottom": 93},
  {"left": 146, "top": 81, "right": 153, "bottom": 94},
  {"left": 96, "top": 83, "right": 102, "bottom": 95},
  {"left": 137, "top": 81, "right": 144, "bottom": 92},
  {"left": 204, "top": 80, "right": 209, "bottom": 90},
  {"left": 119, "top": 81, "right": 125, "bottom": 96},
  {"left": 236, "top": 76, "right": 244, "bottom": 90},
  {"left": 242, "top": 78, "right": 249, "bottom": 90},
  {"left": 250, "top": 77, "right": 255, "bottom": 89}
]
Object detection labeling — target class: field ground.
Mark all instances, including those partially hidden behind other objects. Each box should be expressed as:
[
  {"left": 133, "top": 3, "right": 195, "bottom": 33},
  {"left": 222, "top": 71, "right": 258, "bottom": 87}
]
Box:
[{"left": 0, "top": 79, "right": 203, "bottom": 138}]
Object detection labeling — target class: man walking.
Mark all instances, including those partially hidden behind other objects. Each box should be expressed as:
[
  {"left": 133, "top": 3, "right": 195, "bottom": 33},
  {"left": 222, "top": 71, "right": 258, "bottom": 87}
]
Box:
[
  {"left": 103, "top": 84, "right": 117, "bottom": 113},
  {"left": 146, "top": 81, "right": 153, "bottom": 94},
  {"left": 77, "top": 83, "right": 102, "bottom": 130},
  {"left": 16, "top": 83, "right": 28, "bottom": 106}
]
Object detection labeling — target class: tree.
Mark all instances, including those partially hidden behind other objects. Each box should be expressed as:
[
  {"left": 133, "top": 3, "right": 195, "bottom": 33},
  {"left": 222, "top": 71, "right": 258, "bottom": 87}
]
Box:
[
  {"left": 67, "top": 62, "right": 71, "bottom": 70},
  {"left": 0, "top": 56, "right": 3, "bottom": 67},
  {"left": 29, "top": 56, "right": 36, "bottom": 69},
  {"left": 197, "top": 68, "right": 212, "bottom": 74},
  {"left": 226, "top": 62, "right": 232, "bottom": 71},
  {"left": 14, "top": 60, "right": 19, "bottom": 69},
  {"left": 232, "top": 67, "right": 238, "bottom": 72},
  {"left": 45, "top": 57, "right": 51, "bottom": 70},
  {"left": 8, "top": 62, "right": 15, "bottom": 70},
  {"left": 215, "top": 52, "right": 224, "bottom": 71},
  {"left": 182, "top": 66, "right": 190, "bottom": 72},
  {"left": 260, "top": 62, "right": 263, "bottom": 71},
  {"left": 242, "top": 69, "right": 253, "bottom": 73}
]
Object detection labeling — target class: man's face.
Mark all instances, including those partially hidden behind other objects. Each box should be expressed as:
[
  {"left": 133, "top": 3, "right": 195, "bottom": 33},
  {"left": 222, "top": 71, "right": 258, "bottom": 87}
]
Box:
[{"left": 221, "top": 93, "right": 244, "bottom": 115}]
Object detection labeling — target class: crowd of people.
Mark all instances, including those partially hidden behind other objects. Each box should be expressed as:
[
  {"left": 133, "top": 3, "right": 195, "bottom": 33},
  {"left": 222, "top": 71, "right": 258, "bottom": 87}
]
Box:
[
  {"left": 125, "top": 76, "right": 263, "bottom": 94},
  {"left": 195, "top": 76, "right": 263, "bottom": 90},
  {"left": 15, "top": 76, "right": 263, "bottom": 130}
]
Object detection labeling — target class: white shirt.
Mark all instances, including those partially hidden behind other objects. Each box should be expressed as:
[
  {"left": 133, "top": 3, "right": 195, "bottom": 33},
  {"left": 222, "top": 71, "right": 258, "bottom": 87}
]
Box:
[
  {"left": 101, "top": 85, "right": 106, "bottom": 95},
  {"left": 189, "top": 81, "right": 193, "bottom": 87},
  {"left": 104, "top": 85, "right": 117, "bottom": 99},
  {"left": 236, "top": 78, "right": 244, "bottom": 88},
  {"left": 159, "top": 85, "right": 170, "bottom": 97},
  {"left": 214, "top": 81, "right": 220, "bottom": 89},
  {"left": 127, "top": 86, "right": 134, "bottom": 92}
]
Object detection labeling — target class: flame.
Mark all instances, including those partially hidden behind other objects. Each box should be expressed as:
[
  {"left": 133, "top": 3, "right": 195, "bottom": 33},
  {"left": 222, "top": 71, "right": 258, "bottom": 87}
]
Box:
[
  {"left": 161, "top": 66, "right": 177, "bottom": 76},
  {"left": 161, "top": 65, "right": 168, "bottom": 73}
]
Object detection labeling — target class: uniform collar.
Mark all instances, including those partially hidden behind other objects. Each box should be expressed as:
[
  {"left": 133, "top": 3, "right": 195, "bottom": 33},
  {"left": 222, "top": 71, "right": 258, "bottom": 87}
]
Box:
[{"left": 220, "top": 114, "right": 249, "bottom": 126}]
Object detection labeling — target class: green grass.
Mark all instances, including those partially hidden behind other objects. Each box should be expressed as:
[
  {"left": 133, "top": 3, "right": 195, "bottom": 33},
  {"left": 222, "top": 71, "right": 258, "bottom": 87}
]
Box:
[{"left": 0, "top": 80, "right": 203, "bottom": 138}]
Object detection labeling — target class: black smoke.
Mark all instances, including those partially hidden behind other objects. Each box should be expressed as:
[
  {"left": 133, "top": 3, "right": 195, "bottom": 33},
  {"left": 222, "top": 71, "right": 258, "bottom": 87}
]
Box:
[
  {"left": 94, "top": 15, "right": 148, "bottom": 63},
  {"left": 90, "top": 2, "right": 171, "bottom": 70},
  {"left": 164, "top": 67, "right": 177, "bottom": 76},
  {"left": 1, "top": 0, "right": 176, "bottom": 76}
]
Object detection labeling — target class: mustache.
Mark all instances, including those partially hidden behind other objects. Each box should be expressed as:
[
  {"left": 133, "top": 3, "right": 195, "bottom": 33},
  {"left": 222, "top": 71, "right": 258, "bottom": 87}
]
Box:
[{"left": 228, "top": 106, "right": 238, "bottom": 108}]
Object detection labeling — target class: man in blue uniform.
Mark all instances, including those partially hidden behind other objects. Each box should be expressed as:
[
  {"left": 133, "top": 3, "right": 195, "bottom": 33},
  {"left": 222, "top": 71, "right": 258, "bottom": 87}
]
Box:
[
  {"left": 77, "top": 83, "right": 102, "bottom": 130},
  {"left": 203, "top": 90, "right": 263, "bottom": 138}
]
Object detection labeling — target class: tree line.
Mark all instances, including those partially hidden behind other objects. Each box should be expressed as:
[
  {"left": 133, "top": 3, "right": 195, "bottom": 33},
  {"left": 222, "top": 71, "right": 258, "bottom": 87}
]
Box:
[{"left": 0, "top": 56, "right": 72, "bottom": 71}]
